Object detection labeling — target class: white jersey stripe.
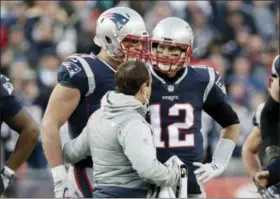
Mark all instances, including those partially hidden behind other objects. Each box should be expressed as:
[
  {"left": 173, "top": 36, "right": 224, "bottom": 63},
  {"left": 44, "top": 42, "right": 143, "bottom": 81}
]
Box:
[
  {"left": 71, "top": 55, "right": 96, "bottom": 96},
  {"left": 203, "top": 67, "right": 215, "bottom": 103}
]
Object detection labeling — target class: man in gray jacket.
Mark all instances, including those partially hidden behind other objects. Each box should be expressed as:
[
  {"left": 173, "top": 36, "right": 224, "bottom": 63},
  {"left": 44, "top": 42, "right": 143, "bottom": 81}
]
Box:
[{"left": 62, "top": 60, "right": 180, "bottom": 198}]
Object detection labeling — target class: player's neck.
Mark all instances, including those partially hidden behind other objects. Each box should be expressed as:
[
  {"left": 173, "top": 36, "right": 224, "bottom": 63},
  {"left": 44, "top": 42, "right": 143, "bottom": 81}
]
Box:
[
  {"left": 156, "top": 68, "right": 185, "bottom": 83},
  {"left": 166, "top": 72, "right": 177, "bottom": 78},
  {"left": 97, "top": 50, "right": 122, "bottom": 70}
]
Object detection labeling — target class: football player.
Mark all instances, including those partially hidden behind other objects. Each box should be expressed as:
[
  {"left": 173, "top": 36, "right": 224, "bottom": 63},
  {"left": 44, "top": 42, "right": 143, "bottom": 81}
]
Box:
[
  {"left": 260, "top": 55, "right": 280, "bottom": 152},
  {"left": 147, "top": 17, "right": 240, "bottom": 198},
  {"left": 242, "top": 102, "right": 267, "bottom": 177},
  {"left": 253, "top": 55, "right": 280, "bottom": 198},
  {"left": 242, "top": 58, "right": 279, "bottom": 178},
  {"left": 41, "top": 7, "right": 149, "bottom": 198},
  {"left": 0, "top": 74, "right": 39, "bottom": 196}
]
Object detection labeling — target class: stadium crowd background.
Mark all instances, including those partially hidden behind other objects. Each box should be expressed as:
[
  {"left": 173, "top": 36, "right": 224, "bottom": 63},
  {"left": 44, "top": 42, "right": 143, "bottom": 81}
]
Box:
[{"left": 0, "top": 0, "right": 279, "bottom": 198}]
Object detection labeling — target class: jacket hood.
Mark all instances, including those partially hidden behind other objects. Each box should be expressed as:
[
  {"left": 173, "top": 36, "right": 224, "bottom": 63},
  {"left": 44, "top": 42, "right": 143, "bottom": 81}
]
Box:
[{"left": 101, "top": 91, "right": 148, "bottom": 119}]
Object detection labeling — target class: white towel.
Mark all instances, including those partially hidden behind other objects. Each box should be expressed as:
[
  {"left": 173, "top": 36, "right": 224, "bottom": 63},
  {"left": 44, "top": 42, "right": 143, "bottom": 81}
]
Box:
[{"left": 147, "top": 156, "right": 188, "bottom": 198}]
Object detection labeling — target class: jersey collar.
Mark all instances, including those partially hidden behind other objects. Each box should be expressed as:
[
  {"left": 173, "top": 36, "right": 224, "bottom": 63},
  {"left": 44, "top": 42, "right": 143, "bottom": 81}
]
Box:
[{"left": 149, "top": 65, "right": 188, "bottom": 85}]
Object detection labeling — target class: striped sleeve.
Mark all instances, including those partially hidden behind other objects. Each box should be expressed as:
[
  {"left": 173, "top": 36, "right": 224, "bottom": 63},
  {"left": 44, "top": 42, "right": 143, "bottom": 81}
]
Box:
[
  {"left": 252, "top": 103, "right": 265, "bottom": 128},
  {"left": 204, "top": 67, "right": 227, "bottom": 106}
]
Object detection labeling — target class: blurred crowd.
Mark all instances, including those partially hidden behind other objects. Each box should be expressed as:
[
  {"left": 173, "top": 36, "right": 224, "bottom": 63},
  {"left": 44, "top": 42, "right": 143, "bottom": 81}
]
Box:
[{"left": 0, "top": 0, "right": 279, "bottom": 197}]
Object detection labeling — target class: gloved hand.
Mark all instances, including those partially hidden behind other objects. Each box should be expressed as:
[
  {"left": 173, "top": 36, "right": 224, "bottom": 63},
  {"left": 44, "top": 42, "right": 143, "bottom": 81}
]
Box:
[
  {"left": 52, "top": 165, "right": 82, "bottom": 198},
  {"left": 193, "top": 139, "right": 235, "bottom": 184},
  {"left": 54, "top": 179, "right": 82, "bottom": 198},
  {"left": 193, "top": 162, "right": 226, "bottom": 184},
  {"left": 0, "top": 166, "right": 15, "bottom": 195}
]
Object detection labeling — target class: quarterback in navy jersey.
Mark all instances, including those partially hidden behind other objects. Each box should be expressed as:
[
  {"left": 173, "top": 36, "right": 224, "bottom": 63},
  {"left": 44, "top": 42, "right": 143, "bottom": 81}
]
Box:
[
  {"left": 41, "top": 7, "right": 149, "bottom": 198},
  {"left": 147, "top": 17, "right": 240, "bottom": 197},
  {"left": 0, "top": 74, "right": 39, "bottom": 195}
]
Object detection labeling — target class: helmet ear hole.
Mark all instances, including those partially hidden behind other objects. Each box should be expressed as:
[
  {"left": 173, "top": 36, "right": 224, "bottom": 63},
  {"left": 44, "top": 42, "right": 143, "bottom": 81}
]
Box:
[{"left": 105, "top": 36, "right": 112, "bottom": 44}]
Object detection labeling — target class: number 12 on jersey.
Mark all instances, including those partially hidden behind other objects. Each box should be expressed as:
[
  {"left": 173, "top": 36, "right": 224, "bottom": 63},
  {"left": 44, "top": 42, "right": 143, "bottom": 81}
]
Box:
[{"left": 149, "top": 103, "right": 195, "bottom": 148}]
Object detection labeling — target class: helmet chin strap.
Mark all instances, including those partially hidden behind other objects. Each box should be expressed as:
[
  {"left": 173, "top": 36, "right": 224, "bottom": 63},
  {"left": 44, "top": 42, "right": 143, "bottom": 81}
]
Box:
[{"left": 106, "top": 48, "right": 126, "bottom": 62}]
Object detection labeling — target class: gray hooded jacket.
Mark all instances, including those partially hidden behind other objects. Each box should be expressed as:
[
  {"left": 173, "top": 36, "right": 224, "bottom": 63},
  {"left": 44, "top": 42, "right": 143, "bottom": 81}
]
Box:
[{"left": 63, "top": 91, "right": 180, "bottom": 190}]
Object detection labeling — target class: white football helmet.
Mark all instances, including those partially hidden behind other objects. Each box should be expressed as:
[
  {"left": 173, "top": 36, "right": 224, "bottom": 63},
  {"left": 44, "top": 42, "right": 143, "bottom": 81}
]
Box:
[
  {"left": 94, "top": 7, "right": 149, "bottom": 62},
  {"left": 149, "top": 17, "right": 194, "bottom": 72}
]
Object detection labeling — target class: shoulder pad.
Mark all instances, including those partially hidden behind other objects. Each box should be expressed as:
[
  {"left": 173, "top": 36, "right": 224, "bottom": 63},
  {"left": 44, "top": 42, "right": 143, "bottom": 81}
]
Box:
[
  {"left": 189, "top": 64, "right": 218, "bottom": 82},
  {"left": 58, "top": 54, "right": 96, "bottom": 96}
]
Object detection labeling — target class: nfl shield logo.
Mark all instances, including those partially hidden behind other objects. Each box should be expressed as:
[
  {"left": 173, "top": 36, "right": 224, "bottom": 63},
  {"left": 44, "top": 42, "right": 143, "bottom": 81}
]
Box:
[{"left": 167, "top": 85, "right": 175, "bottom": 92}]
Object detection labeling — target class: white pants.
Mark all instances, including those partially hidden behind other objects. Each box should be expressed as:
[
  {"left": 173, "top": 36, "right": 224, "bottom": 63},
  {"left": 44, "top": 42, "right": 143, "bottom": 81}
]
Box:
[{"left": 68, "top": 165, "right": 94, "bottom": 198}]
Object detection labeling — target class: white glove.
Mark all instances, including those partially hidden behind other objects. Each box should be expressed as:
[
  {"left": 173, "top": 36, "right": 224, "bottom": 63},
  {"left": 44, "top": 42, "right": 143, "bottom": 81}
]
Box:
[
  {"left": 0, "top": 166, "right": 15, "bottom": 194},
  {"left": 193, "top": 139, "right": 235, "bottom": 184},
  {"left": 193, "top": 162, "right": 226, "bottom": 184},
  {"left": 54, "top": 179, "right": 82, "bottom": 198},
  {"left": 52, "top": 165, "right": 82, "bottom": 198}
]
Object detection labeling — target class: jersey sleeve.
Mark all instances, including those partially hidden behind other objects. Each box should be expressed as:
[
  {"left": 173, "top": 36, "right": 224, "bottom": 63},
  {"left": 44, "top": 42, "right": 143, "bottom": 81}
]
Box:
[
  {"left": 0, "top": 75, "right": 23, "bottom": 121},
  {"left": 271, "top": 55, "right": 280, "bottom": 77},
  {"left": 57, "top": 55, "right": 96, "bottom": 96},
  {"left": 204, "top": 67, "right": 227, "bottom": 107},
  {"left": 252, "top": 113, "right": 258, "bottom": 127},
  {"left": 252, "top": 103, "right": 265, "bottom": 128}
]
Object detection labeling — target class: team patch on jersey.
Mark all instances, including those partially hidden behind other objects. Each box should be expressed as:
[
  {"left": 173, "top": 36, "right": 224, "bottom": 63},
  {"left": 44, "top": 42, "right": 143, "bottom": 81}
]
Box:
[
  {"left": 215, "top": 76, "right": 227, "bottom": 94},
  {"left": 63, "top": 62, "right": 82, "bottom": 77},
  {"left": 3, "top": 82, "right": 13, "bottom": 95}
]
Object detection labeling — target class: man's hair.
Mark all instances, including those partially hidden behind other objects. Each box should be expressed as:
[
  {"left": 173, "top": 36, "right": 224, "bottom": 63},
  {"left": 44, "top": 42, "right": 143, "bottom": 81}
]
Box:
[{"left": 116, "top": 60, "right": 150, "bottom": 95}]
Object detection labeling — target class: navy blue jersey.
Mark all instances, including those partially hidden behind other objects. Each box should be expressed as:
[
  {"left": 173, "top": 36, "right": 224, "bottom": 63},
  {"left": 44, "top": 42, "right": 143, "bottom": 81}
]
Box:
[
  {"left": 0, "top": 74, "right": 23, "bottom": 132},
  {"left": 57, "top": 54, "right": 116, "bottom": 167},
  {"left": 148, "top": 65, "right": 227, "bottom": 194},
  {"left": 272, "top": 55, "right": 280, "bottom": 77}
]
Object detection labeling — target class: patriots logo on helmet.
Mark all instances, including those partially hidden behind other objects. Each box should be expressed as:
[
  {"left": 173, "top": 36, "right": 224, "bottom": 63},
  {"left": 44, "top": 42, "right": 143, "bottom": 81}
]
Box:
[
  {"left": 103, "top": 12, "right": 130, "bottom": 31},
  {"left": 63, "top": 62, "right": 81, "bottom": 77}
]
